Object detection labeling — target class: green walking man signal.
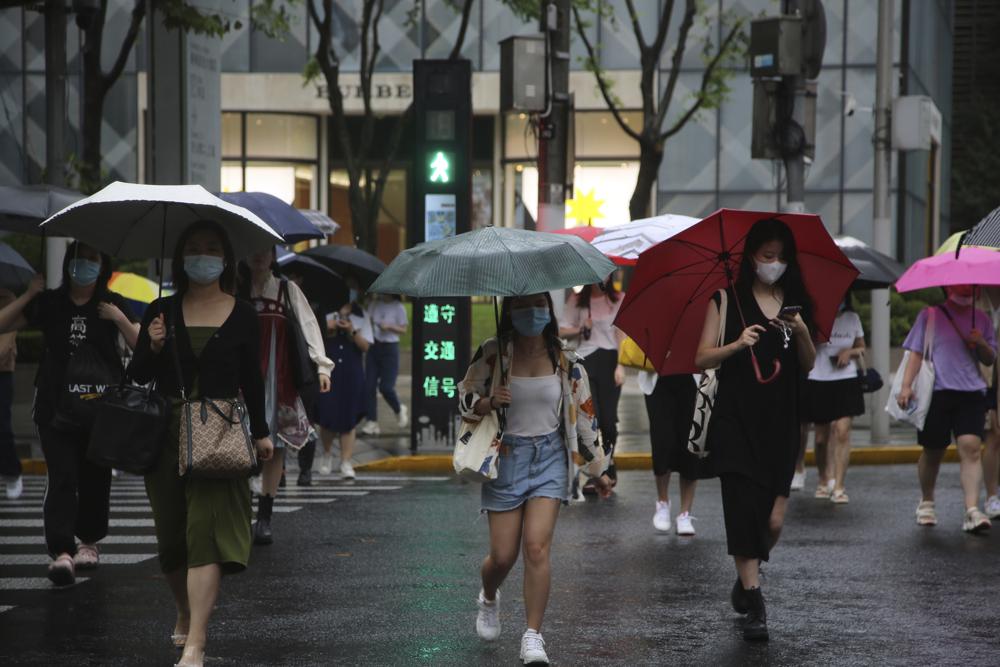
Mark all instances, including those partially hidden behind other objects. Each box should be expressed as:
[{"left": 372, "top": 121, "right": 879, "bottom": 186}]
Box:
[{"left": 428, "top": 151, "right": 451, "bottom": 183}]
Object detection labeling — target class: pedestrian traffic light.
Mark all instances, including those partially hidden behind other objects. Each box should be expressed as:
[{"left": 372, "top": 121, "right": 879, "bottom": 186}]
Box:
[{"left": 409, "top": 60, "right": 472, "bottom": 453}]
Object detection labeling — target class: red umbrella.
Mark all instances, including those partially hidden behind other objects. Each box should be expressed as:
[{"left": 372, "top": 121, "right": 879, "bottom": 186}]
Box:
[
  {"left": 614, "top": 209, "right": 858, "bottom": 375},
  {"left": 550, "top": 225, "right": 604, "bottom": 243}
]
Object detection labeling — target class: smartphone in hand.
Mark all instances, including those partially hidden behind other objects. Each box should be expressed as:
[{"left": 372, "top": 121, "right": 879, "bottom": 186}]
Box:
[{"left": 778, "top": 305, "right": 802, "bottom": 318}]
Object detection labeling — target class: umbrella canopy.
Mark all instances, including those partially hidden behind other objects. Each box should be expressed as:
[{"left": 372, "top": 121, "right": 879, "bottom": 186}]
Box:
[
  {"left": 551, "top": 225, "right": 604, "bottom": 243},
  {"left": 0, "top": 184, "right": 84, "bottom": 235},
  {"left": 615, "top": 209, "right": 858, "bottom": 375},
  {"left": 0, "top": 242, "right": 37, "bottom": 292},
  {"left": 895, "top": 246, "right": 1000, "bottom": 292},
  {"left": 300, "top": 209, "right": 340, "bottom": 236},
  {"left": 834, "top": 236, "right": 905, "bottom": 289},
  {"left": 303, "top": 245, "right": 386, "bottom": 290},
  {"left": 936, "top": 230, "right": 998, "bottom": 255},
  {"left": 368, "top": 226, "right": 617, "bottom": 297},
  {"left": 216, "top": 192, "right": 323, "bottom": 243},
  {"left": 275, "top": 248, "right": 349, "bottom": 311},
  {"left": 958, "top": 205, "right": 1000, "bottom": 252},
  {"left": 591, "top": 213, "right": 701, "bottom": 266},
  {"left": 108, "top": 271, "right": 173, "bottom": 316},
  {"left": 40, "top": 182, "right": 283, "bottom": 259}
]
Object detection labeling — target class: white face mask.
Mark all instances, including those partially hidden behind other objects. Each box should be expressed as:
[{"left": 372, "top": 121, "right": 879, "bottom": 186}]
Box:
[{"left": 755, "top": 260, "right": 787, "bottom": 285}]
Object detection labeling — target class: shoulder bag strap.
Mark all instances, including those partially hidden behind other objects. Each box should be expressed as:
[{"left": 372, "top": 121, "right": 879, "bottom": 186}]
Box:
[
  {"left": 716, "top": 289, "right": 729, "bottom": 349},
  {"left": 169, "top": 297, "right": 188, "bottom": 401}
]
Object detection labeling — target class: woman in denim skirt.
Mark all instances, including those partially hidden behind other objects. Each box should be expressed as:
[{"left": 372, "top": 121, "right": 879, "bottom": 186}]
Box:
[{"left": 458, "top": 293, "right": 612, "bottom": 666}]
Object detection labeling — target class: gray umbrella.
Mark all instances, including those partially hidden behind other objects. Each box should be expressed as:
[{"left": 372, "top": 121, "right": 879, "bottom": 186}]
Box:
[
  {"left": 0, "top": 242, "right": 37, "bottom": 292},
  {"left": 0, "top": 184, "right": 84, "bottom": 235}
]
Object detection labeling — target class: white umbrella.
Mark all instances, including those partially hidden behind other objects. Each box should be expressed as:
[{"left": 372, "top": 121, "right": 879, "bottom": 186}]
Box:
[
  {"left": 591, "top": 213, "right": 700, "bottom": 265},
  {"left": 40, "top": 182, "right": 283, "bottom": 259}
]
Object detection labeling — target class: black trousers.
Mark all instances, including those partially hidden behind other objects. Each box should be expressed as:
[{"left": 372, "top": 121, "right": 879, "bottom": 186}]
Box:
[
  {"left": 0, "top": 373, "right": 19, "bottom": 478},
  {"left": 581, "top": 348, "right": 621, "bottom": 450},
  {"left": 297, "top": 434, "right": 317, "bottom": 473},
  {"left": 720, "top": 473, "right": 778, "bottom": 562},
  {"left": 39, "top": 424, "right": 111, "bottom": 557}
]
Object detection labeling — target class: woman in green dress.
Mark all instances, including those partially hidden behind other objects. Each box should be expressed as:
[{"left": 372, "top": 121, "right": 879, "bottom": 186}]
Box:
[{"left": 130, "top": 220, "right": 274, "bottom": 667}]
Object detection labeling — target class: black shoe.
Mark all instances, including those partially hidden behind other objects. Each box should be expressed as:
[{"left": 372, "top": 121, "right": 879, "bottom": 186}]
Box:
[
  {"left": 297, "top": 469, "right": 313, "bottom": 487},
  {"left": 253, "top": 495, "right": 274, "bottom": 546},
  {"left": 742, "top": 587, "right": 769, "bottom": 641},
  {"left": 731, "top": 578, "right": 750, "bottom": 614},
  {"left": 279, "top": 472, "right": 286, "bottom": 488}
]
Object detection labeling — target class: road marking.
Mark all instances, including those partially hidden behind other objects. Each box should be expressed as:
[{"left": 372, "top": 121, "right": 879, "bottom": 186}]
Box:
[
  {"left": 0, "top": 519, "right": 154, "bottom": 528},
  {"left": 0, "top": 535, "right": 157, "bottom": 545},
  {"left": 275, "top": 486, "right": 404, "bottom": 493},
  {"left": 0, "top": 605, "right": 12, "bottom": 613},
  {"left": 0, "top": 554, "right": 156, "bottom": 566},
  {"left": 0, "top": 577, "right": 89, "bottom": 590}
]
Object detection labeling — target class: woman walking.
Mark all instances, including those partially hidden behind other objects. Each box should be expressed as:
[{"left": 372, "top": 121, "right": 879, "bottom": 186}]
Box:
[
  {"left": 638, "top": 371, "right": 700, "bottom": 535},
  {"left": 242, "top": 248, "right": 332, "bottom": 545},
  {"left": 361, "top": 293, "right": 409, "bottom": 436},
  {"left": 316, "top": 277, "right": 372, "bottom": 480},
  {"left": 0, "top": 242, "right": 138, "bottom": 586},
  {"left": 802, "top": 295, "right": 867, "bottom": 503},
  {"left": 129, "top": 220, "right": 274, "bottom": 667},
  {"left": 560, "top": 279, "right": 625, "bottom": 487},
  {"left": 460, "top": 293, "right": 611, "bottom": 666},
  {"left": 695, "top": 218, "right": 816, "bottom": 642},
  {"left": 897, "top": 284, "right": 996, "bottom": 532}
]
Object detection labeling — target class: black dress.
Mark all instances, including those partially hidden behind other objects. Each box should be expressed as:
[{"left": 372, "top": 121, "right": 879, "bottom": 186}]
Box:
[{"left": 704, "top": 288, "right": 802, "bottom": 560}]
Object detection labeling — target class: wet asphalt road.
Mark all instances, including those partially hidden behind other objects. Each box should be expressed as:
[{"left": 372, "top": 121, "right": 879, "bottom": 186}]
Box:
[{"left": 2, "top": 465, "right": 1000, "bottom": 666}]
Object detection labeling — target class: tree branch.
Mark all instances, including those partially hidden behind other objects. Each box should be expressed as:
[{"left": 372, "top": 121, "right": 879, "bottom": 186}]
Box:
[
  {"left": 447, "top": 0, "right": 475, "bottom": 60},
  {"left": 650, "top": 0, "right": 675, "bottom": 57},
  {"left": 623, "top": 0, "right": 647, "bottom": 52},
  {"left": 103, "top": 0, "right": 146, "bottom": 95},
  {"left": 572, "top": 5, "right": 642, "bottom": 143},
  {"left": 653, "top": 0, "right": 695, "bottom": 135}
]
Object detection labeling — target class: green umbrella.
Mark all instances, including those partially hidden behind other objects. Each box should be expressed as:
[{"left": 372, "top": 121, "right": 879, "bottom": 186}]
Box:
[{"left": 369, "top": 226, "right": 616, "bottom": 297}]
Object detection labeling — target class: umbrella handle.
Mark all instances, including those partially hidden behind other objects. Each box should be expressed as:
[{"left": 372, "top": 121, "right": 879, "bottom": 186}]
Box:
[{"left": 751, "top": 352, "right": 782, "bottom": 385}]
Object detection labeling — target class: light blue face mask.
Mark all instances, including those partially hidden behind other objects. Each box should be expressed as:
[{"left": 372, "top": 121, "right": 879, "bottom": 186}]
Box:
[
  {"left": 68, "top": 258, "right": 101, "bottom": 286},
  {"left": 184, "top": 255, "right": 225, "bottom": 285},
  {"left": 511, "top": 307, "right": 550, "bottom": 337},
  {"left": 349, "top": 288, "right": 358, "bottom": 303}
]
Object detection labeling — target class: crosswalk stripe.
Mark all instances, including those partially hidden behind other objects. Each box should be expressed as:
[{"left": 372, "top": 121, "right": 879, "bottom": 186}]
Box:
[
  {"left": 0, "top": 554, "right": 156, "bottom": 566},
  {"left": 1, "top": 519, "right": 154, "bottom": 528},
  {"left": 0, "top": 577, "right": 89, "bottom": 590},
  {"left": 0, "top": 605, "right": 13, "bottom": 613},
  {"left": 0, "top": 535, "right": 157, "bottom": 545},
  {"left": 272, "top": 506, "right": 303, "bottom": 513}
]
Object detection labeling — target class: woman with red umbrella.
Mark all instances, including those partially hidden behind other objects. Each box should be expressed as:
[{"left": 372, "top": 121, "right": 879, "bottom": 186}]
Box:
[{"left": 694, "top": 218, "right": 816, "bottom": 642}]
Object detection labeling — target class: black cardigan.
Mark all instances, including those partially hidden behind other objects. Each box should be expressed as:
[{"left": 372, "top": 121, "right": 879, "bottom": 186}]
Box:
[{"left": 128, "top": 295, "right": 269, "bottom": 439}]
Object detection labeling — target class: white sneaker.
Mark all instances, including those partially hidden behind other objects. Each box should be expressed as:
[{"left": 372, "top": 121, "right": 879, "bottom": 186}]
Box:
[
  {"left": 653, "top": 500, "right": 671, "bottom": 533},
  {"left": 398, "top": 404, "right": 409, "bottom": 429},
  {"left": 340, "top": 461, "right": 356, "bottom": 480},
  {"left": 985, "top": 495, "right": 1000, "bottom": 519},
  {"left": 4, "top": 475, "right": 22, "bottom": 500},
  {"left": 676, "top": 511, "right": 696, "bottom": 536},
  {"left": 520, "top": 629, "right": 549, "bottom": 665},
  {"left": 360, "top": 420, "right": 380, "bottom": 436},
  {"left": 963, "top": 507, "right": 992, "bottom": 533},
  {"left": 318, "top": 454, "right": 333, "bottom": 476},
  {"left": 475, "top": 589, "right": 501, "bottom": 641},
  {"left": 249, "top": 475, "right": 262, "bottom": 496},
  {"left": 790, "top": 469, "right": 806, "bottom": 491}
]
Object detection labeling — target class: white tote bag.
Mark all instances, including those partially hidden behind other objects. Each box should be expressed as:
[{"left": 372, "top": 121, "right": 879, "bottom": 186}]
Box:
[
  {"left": 453, "top": 361, "right": 506, "bottom": 482},
  {"left": 886, "top": 308, "right": 936, "bottom": 431},
  {"left": 688, "top": 290, "right": 728, "bottom": 458}
]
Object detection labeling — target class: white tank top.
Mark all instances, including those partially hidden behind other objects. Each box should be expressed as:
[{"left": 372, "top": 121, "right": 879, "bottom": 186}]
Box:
[{"left": 505, "top": 374, "right": 561, "bottom": 437}]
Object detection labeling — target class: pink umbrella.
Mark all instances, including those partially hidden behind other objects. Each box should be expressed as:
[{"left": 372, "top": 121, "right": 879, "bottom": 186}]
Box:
[{"left": 895, "top": 246, "right": 1000, "bottom": 292}]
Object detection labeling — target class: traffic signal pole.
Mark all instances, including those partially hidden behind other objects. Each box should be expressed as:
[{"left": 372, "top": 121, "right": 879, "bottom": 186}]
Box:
[
  {"left": 780, "top": 0, "right": 805, "bottom": 214},
  {"left": 536, "top": 0, "right": 570, "bottom": 232}
]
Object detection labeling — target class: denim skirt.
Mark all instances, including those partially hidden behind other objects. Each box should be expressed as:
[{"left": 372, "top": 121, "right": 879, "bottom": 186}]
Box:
[{"left": 481, "top": 430, "right": 568, "bottom": 512}]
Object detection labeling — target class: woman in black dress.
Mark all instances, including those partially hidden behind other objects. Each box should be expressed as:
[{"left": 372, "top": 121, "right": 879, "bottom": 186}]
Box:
[{"left": 695, "top": 218, "right": 816, "bottom": 642}]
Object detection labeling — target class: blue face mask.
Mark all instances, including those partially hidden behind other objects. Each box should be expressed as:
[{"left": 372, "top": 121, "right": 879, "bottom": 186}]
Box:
[
  {"left": 511, "top": 307, "right": 550, "bottom": 337},
  {"left": 68, "top": 258, "right": 101, "bottom": 286},
  {"left": 184, "top": 255, "right": 225, "bottom": 285},
  {"left": 349, "top": 289, "right": 359, "bottom": 303}
]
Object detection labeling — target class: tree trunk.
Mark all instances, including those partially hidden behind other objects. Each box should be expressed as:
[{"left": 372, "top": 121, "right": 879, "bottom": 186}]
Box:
[
  {"left": 629, "top": 139, "right": 663, "bottom": 221},
  {"left": 79, "top": 68, "right": 105, "bottom": 194}
]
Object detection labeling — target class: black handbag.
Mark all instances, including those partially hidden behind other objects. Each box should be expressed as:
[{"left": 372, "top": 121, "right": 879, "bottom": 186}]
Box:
[
  {"left": 87, "top": 380, "right": 171, "bottom": 474},
  {"left": 52, "top": 341, "right": 122, "bottom": 431},
  {"left": 280, "top": 280, "right": 320, "bottom": 420},
  {"left": 858, "top": 368, "right": 884, "bottom": 393}
]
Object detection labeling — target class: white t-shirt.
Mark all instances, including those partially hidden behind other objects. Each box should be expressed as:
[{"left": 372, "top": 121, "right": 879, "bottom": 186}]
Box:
[
  {"left": 369, "top": 300, "right": 408, "bottom": 343},
  {"left": 809, "top": 310, "right": 865, "bottom": 382}
]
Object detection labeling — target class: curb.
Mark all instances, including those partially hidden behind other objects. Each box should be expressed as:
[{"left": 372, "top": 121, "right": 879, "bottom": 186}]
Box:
[{"left": 15, "top": 446, "right": 956, "bottom": 476}]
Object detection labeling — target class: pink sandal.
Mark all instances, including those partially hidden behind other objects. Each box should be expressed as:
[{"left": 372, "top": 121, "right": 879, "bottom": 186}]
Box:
[{"left": 47, "top": 553, "right": 76, "bottom": 587}]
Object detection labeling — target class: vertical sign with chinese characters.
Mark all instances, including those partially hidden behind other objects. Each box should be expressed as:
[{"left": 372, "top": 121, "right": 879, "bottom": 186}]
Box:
[{"left": 410, "top": 60, "right": 472, "bottom": 452}]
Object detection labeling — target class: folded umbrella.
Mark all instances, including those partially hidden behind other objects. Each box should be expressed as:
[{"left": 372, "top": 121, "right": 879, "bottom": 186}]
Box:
[
  {"left": 0, "top": 184, "right": 83, "bottom": 235},
  {"left": 834, "top": 236, "right": 905, "bottom": 289},
  {"left": 590, "top": 213, "right": 700, "bottom": 266},
  {"left": 0, "top": 242, "right": 37, "bottom": 292},
  {"left": 615, "top": 208, "right": 858, "bottom": 376},
  {"left": 40, "top": 182, "right": 283, "bottom": 259},
  {"left": 275, "top": 248, "right": 349, "bottom": 311},
  {"left": 303, "top": 244, "right": 386, "bottom": 290},
  {"left": 216, "top": 192, "right": 323, "bottom": 244},
  {"left": 895, "top": 246, "right": 1000, "bottom": 292}
]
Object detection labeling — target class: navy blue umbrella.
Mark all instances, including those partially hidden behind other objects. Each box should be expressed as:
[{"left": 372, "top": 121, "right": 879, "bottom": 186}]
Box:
[
  {"left": 216, "top": 192, "right": 323, "bottom": 244},
  {"left": 0, "top": 242, "right": 37, "bottom": 292},
  {"left": 275, "top": 248, "right": 350, "bottom": 312}
]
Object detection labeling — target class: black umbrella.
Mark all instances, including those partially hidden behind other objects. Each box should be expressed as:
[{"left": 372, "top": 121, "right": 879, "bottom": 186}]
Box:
[
  {"left": 275, "top": 248, "right": 349, "bottom": 312},
  {"left": 303, "top": 244, "right": 386, "bottom": 290},
  {"left": 0, "top": 242, "right": 38, "bottom": 292},
  {"left": 835, "top": 236, "right": 905, "bottom": 290},
  {"left": 958, "top": 205, "right": 1000, "bottom": 254},
  {"left": 0, "top": 184, "right": 84, "bottom": 234}
]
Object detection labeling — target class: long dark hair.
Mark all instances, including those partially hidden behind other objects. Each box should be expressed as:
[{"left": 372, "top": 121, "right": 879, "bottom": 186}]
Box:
[
  {"left": 61, "top": 241, "right": 113, "bottom": 296},
  {"left": 498, "top": 293, "right": 562, "bottom": 373},
  {"left": 171, "top": 220, "right": 237, "bottom": 295},
  {"left": 575, "top": 277, "right": 620, "bottom": 309},
  {"left": 736, "top": 218, "right": 814, "bottom": 330}
]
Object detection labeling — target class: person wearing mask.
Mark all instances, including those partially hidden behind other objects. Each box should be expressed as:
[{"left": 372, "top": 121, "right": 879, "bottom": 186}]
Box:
[
  {"left": 0, "top": 242, "right": 138, "bottom": 585},
  {"left": 0, "top": 289, "right": 21, "bottom": 500},
  {"left": 802, "top": 294, "right": 867, "bottom": 503},
  {"left": 360, "top": 293, "right": 409, "bottom": 436},
  {"left": 459, "top": 293, "right": 611, "bottom": 666},
  {"left": 129, "top": 220, "right": 274, "bottom": 667},
  {"left": 897, "top": 285, "right": 996, "bottom": 532},
  {"left": 559, "top": 278, "right": 625, "bottom": 489},
  {"left": 695, "top": 218, "right": 816, "bottom": 642},
  {"left": 316, "top": 277, "right": 372, "bottom": 480},
  {"left": 241, "top": 248, "right": 333, "bottom": 545}
]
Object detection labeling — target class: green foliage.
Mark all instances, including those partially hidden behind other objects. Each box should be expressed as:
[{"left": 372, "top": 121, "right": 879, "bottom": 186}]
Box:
[
  {"left": 853, "top": 288, "right": 943, "bottom": 348},
  {"left": 250, "top": 0, "right": 300, "bottom": 39},
  {"left": 302, "top": 57, "right": 321, "bottom": 86},
  {"left": 952, "top": 94, "right": 1000, "bottom": 230}
]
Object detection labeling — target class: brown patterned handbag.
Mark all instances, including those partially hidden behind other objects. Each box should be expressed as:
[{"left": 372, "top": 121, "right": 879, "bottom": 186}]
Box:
[{"left": 170, "top": 304, "right": 257, "bottom": 479}]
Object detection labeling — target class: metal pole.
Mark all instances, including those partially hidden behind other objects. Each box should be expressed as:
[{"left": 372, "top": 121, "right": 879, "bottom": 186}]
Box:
[
  {"left": 870, "top": 0, "right": 894, "bottom": 444},
  {"left": 536, "top": 0, "right": 570, "bottom": 232},
  {"left": 781, "top": 0, "right": 805, "bottom": 214},
  {"left": 44, "top": 0, "right": 68, "bottom": 288}
]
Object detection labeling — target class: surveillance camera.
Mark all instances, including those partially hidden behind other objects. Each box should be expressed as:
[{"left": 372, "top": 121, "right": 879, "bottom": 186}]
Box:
[{"left": 844, "top": 94, "right": 858, "bottom": 117}]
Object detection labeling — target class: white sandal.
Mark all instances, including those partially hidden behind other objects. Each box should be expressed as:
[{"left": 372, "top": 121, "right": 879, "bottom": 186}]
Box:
[{"left": 916, "top": 501, "right": 937, "bottom": 526}]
